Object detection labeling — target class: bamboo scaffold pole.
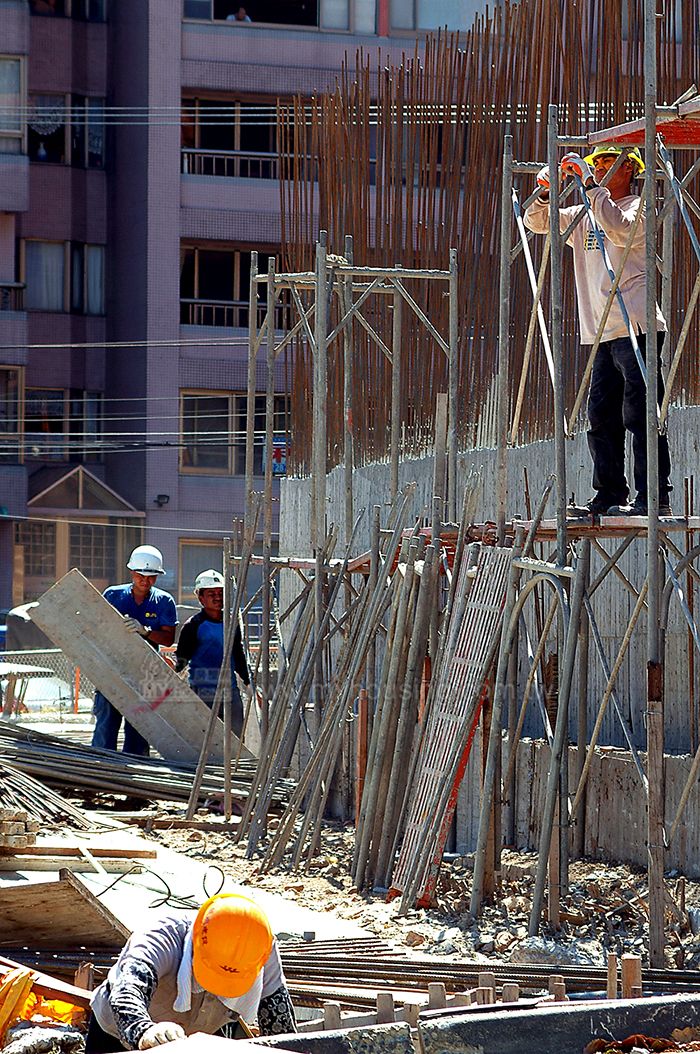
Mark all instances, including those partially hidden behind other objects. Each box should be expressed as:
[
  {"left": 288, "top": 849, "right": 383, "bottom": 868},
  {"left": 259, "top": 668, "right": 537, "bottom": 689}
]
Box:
[
  {"left": 313, "top": 232, "right": 329, "bottom": 733},
  {"left": 644, "top": 0, "right": 665, "bottom": 969},
  {"left": 496, "top": 135, "right": 513, "bottom": 544},
  {"left": 548, "top": 104, "right": 567, "bottom": 566}
]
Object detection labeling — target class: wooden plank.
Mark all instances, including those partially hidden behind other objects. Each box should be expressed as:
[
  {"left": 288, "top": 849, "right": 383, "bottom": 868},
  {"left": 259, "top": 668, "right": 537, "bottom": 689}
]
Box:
[
  {"left": 0, "top": 869, "right": 131, "bottom": 948},
  {"left": 0, "top": 954, "right": 92, "bottom": 1010},
  {"left": 0, "top": 857, "right": 144, "bottom": 874},
  {"left": 95, "top": 815, "right": 241, "bottom": 833},
  {"left": 31, "top": 569, "right": 253, "bottom": 764},
  {"left": 0, "top": 843, "right": 157, "bottom": 859}
]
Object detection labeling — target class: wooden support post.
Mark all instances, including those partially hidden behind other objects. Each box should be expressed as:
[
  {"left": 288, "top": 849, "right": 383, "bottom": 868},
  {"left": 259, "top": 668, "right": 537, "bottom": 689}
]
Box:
[
  {"left": 376, "top": 992, "right": 395, "bottom": 1024},
  {"left": 551, "top": 982, "right": 568, "bottom": 1002},
  {"left": 73, "top": 962, "right": 95, "bottom": 991},
  {"left": 501, "top": 983, "right": 519, "bottom": 1003},
  {"left": 475, "top": 987, "right": 494, "bottom": 1005},
  {"left": 453, "top": 992, "right": 474, "bottom": 1007},
  {"left": 607, "top": 952, "right": 618, "bottom": 999},
  {"left": 244, "top": 251, "right": 258, "bottom": 533},
  {"left": 621, "top": 954, "right": 642, "bottom": 998},
  {"left": 478, "top": 972, "right": 496, "bottom": 993},
  {"left": 428, "top": 983, "right": 447, "bottom": 1010},
  {"left": 390, "top": 267, "right": 402, "bottom": 501},
  {"left": 355, "top": 687, "right": 369, "bottom": 820},
  {"left": 548, "top": 974, "right": 564, "bottom": 996},
  {"left": 433, "top": 393, "right": 448, "bottom": 509},
  {"left": 403, "top": 1003, "right": 421, "bottom": 1028},
  {"left": 323, "top": 1002, "right": 342, "bottom": 1031}
]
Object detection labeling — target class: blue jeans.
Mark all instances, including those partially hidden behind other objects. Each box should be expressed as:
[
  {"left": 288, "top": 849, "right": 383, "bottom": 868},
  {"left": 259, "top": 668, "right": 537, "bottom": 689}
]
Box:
[
  {"left": 587, "top": 332, "right": 672, "bottom": 505},
  {"left": 92, "top": 692, "right": 150, "bottom": 756},
  {"left": 192, "top": 679, "right": 244, "bottom": 737}
]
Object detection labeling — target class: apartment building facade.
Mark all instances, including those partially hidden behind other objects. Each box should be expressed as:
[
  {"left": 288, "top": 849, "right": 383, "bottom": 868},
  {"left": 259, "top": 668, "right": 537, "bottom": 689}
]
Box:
[{"left": 0, "top": 0, "right": 482, "bottom": 616}]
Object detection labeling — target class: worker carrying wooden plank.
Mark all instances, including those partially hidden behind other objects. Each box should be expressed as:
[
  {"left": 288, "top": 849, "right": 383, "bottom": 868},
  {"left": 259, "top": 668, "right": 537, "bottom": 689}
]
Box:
[
  {"left": 86, "top": 893, "right": 296, "bottom": 1051},
  {"left": 92, "top": 546, "right": 178, "bottom": 757},
  {"left": 175, "top": 569, "right": 252, "bottom": 738}
]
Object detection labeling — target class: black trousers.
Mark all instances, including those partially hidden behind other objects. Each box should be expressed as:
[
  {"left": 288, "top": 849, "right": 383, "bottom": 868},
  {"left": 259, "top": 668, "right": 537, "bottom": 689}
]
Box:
[{"left": 587, "top": 331, "right": 672, "bottom": 505}]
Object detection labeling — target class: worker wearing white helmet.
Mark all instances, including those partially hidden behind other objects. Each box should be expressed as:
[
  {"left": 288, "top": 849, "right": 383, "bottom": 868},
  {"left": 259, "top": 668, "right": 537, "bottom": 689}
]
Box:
[
  {"left": 175, "top": 568, "right": 251, "bottom": 736},
  {"left": 92, "top": 545, "right": 178, "bottom": 756}
]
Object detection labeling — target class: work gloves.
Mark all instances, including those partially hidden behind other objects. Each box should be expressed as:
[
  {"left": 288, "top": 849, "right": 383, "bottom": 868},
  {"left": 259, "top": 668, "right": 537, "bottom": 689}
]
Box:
[
  {"left": 560, "top": 152, "right": 594, "bottom": 184},
  {"left": 123, "top": 615, "right": 151, "bottom": 637},
  {"left": 536, "top": 165, "right": 550, "bottom": 192},
  {"left": 138, "top": 1022, "right": 186, "bottom": 1049}
]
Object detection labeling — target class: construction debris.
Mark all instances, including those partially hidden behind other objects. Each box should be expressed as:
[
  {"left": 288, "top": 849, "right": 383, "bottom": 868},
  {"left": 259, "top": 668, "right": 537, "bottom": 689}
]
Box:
[
  {"left": 0, "top": 763, "right": 92, "bottom": 832},
  {"left": 0, "top": 724, "right": 293, "bottom": 807}
]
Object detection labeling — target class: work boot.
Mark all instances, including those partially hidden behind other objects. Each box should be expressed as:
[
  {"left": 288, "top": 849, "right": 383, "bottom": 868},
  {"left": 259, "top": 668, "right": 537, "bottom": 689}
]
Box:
[
  {"left": 566, "top": 494, "right": 620, "bottom": 518},
  {"left": 607, "top": 499, "right": 673, "bottom": 517}
]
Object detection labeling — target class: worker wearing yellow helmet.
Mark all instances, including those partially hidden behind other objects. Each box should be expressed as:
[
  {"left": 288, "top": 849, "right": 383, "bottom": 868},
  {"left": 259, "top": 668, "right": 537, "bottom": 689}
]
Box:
[
  {"left": 525, "top": 142, "right": 672, "bottom": 519},
  {"left": 87, "top": 893, "right": 296, "bottom": 1051}
]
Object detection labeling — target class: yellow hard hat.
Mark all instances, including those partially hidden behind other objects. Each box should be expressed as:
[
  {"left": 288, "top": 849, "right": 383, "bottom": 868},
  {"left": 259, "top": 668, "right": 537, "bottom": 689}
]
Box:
[
  {"left": 584, "top": 145, "right": 645, "bottom": 173},
  {"left": 192, "top": 893, "right": 273, "bottom": 998}
]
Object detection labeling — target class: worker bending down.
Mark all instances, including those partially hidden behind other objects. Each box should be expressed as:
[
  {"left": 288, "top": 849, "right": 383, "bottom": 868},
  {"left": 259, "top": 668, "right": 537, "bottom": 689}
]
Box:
[
  {"left": 175, "top": 569, "right": 251, "bottom": 737},
  {"left": 87, "top": 893, "right": 296, "bottom": 1052},
  {"left": 524, "top": 145, "right": 672, "bottom": 518}
]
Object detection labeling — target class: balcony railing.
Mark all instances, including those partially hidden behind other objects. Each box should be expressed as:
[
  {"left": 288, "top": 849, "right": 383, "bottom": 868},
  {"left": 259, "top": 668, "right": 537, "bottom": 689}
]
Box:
[
  {"left": 180, "top": 299, "right": 290, "bottom": 329},
  {"left": 0, "top": 284, "right": 25, "bottom": 312},
  {"left": 182, "top": 148, "right": 279, "bottom": 180}
]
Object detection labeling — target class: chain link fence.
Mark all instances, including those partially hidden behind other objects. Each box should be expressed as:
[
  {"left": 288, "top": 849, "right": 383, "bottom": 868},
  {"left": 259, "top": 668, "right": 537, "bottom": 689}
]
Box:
[{"left": 0, "top": 649, "right": 96, "bottom": 711}]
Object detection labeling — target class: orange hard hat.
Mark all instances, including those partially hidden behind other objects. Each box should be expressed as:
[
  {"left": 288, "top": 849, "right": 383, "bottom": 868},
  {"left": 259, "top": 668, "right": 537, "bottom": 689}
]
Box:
[{"left": 192, "top": 893, "right": 273, "bottom": 998}]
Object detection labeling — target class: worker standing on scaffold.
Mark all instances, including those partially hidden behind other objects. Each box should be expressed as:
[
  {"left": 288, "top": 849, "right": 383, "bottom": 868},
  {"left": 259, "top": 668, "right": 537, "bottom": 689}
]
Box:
[{"left": 524, "top": 145, "right": 672, "bottom": 518}]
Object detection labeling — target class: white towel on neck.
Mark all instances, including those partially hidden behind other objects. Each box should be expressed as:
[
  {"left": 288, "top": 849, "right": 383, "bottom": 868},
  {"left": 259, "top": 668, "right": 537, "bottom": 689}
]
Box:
[{"left": 174, "top": 929, "right": 264, "bottom": 1023}]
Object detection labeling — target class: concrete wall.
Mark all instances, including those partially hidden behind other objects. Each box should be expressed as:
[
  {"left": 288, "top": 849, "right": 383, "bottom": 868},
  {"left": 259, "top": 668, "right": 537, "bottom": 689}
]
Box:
[{"left": 279, "top": 402, "right": 700, "bottom": 754}]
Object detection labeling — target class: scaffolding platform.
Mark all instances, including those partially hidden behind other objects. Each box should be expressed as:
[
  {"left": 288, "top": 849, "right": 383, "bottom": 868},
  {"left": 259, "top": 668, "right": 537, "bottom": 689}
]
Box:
[
  {"left": 515, "top": 514, "right": 697, "bottom": 540},
  {"left": 589, "top": 97, "right": 700, "bottom": 147}
]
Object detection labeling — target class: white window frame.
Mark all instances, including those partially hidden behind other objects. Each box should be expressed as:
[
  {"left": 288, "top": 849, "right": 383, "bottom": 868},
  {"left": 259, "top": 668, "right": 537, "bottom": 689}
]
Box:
[{"left": 0, "top": 56, "right": 27, "bottom": 154}]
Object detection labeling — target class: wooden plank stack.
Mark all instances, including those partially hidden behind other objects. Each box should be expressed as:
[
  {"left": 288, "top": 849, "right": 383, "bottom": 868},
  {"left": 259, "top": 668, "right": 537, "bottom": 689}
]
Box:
[{"left": 0, "top": 809, "right": 40, "bottom": 851}]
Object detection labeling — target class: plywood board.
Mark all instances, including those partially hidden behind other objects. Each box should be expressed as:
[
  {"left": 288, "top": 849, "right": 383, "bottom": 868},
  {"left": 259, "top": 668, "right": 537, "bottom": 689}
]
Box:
[
  {"left": 31, "top": 569, "right": 253, "bottom": 764},
  {"left": 0, "top": 869, "right": 131, "bottom": 949}
]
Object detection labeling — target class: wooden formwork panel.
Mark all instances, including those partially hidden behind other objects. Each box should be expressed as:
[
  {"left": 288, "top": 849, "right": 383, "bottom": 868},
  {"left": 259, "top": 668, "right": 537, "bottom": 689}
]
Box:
[
  {"left": 31, "top": 569, "right": 252, "bottom": 764},
  {"left": 391, "top": 545, "right": 512, "bottom": 897}
]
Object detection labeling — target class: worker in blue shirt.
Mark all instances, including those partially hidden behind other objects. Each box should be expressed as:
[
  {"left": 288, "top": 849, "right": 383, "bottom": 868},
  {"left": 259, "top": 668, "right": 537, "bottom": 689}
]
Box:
[
  {"left": 175, "top": 570, "right": 251, "bottom": 737},
  {"left": 92, "top": 545, "right": 178, "bottom": 756}
]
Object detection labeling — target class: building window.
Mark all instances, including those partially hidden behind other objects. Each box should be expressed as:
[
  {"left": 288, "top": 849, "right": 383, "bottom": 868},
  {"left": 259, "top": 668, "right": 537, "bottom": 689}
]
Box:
[
  {"left": 181, "top": 96, "right": 280, "bottom": 178},
  {"left": 0, "top": 57, "right": 24, "bottom": 154},
  {"left": 70, "top": 391, "right": 103, "bottom": 462},
  {"left": 180, "top": 390, "right": 288, "bottom": 476},
  {"left": 25, "top": 388, "right": 67, "bottom": 461},
  {"left": 183, "top": 0, "right": 320, "bottom": 27},
  {"left": 15, "top": 521, "right": 57, "bottom": 577},
  {"left": 180, "top": 392, "right": 231, "bottom": 472},
  {"left": 180, "top": 245, "right": 278, "bottom": 327},
  {"left": 0, "top": 368, "right": 22, "bottom": 458},
  {"left": 28, "top": 95, "right": 67, "bottom": 163},
  {"left": 30, "top": 0, "right": 107, "bottom": 18},
  {"left": 23, "top": 241, "right": 105, "bottom": 314},
  {"left": 24, "top": 242, "right": 65, "bottom": 312},
  {"left": 178, "top": 539, "right": 224, "bottom": 603},
  {"left": 71, "top": 244, "right": 105, "bottom": 315},
  {"left": 71, "top": 96, "right": 105, "bottom": 168},
  {"left": 69, "top": 523, "right": 115, "bottom": 579},
  {"left": 27, "top": 95, "right": 104, "bottom": 167}
]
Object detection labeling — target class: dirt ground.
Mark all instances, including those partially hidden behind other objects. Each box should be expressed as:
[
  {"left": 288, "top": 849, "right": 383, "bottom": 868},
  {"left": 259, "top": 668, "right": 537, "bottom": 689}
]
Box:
[{"left": 139, "top": 811, "right": 700, "bottom": 970}]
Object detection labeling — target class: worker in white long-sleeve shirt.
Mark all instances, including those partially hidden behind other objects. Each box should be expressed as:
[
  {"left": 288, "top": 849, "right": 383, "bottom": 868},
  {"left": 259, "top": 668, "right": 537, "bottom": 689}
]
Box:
[{"left": 86, "top": 893, "right": 296, "bottom": 1052}]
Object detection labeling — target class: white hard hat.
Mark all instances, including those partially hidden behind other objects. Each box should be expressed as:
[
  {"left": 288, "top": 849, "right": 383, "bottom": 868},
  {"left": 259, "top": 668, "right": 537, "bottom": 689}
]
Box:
[
  {"left": 127, "top": 544, "right": 165, "bottom": 575},
  {"left": 194, "top": 569, "right": 225, "bottom": 595}
]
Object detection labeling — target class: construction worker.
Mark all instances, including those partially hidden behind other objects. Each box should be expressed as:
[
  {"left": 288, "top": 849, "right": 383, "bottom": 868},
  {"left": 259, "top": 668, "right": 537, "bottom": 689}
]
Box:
[
  {"left": 524, "top": 145, "right": 672, "bottom": 518},
  {"left": 87, "top": 892, "right": 296, "bottom": 1052},
  {"left": 175, "top": 569, "right": 251, "bottom": 737},
  {"left": 91, "top": 545, "right": 178, "bottom": 756}
]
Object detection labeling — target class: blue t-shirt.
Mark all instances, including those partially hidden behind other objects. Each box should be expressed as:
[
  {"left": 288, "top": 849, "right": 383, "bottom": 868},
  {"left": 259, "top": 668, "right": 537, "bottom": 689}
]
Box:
[{"left": 103, "top": 583, "right": 178, "bottom": 642}]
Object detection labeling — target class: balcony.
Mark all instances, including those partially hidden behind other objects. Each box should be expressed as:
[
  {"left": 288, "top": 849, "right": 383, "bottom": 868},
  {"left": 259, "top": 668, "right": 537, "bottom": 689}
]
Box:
[
  {"left": 0, "top": 284, "right": 25, "bottom": 312},
  {"left": 180, "top": 298, "right": 290, "bottom": 329},
  {"left": 182, "top": 148, "right": 279, "bottom": 180}
]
